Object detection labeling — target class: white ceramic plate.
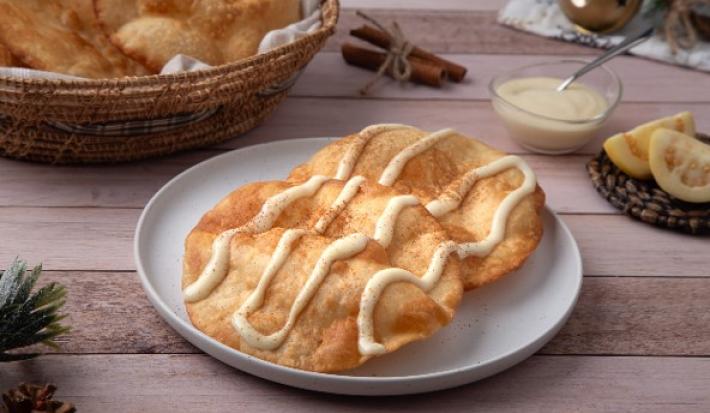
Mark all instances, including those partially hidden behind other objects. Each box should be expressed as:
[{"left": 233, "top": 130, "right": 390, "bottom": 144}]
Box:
[{"left": 134, "top": 138, "right": 583, "bottom": 396}]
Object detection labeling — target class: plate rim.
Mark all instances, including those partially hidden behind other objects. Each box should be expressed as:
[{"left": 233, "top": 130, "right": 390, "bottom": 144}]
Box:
[{"left": 133, "top": 137, "right": 583, "bottom": 394}]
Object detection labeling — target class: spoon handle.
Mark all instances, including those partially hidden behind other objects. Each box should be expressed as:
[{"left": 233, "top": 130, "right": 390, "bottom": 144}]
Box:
[{"left": 557, "top": 26, "right": 655, "bottom": 92}]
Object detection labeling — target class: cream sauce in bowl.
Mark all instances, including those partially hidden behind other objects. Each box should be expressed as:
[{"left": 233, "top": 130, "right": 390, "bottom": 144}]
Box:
[{"left": 492, "top": 76, "right": 613, "bottom": 154}]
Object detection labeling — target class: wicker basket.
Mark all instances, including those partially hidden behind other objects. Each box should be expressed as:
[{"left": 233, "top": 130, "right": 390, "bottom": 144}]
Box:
[{"left": 0, "top": 0, "right": 339, "bottom": 164}]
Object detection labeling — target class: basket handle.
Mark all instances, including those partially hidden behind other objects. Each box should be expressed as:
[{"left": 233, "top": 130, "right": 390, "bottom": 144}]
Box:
[
  {"left": 42, "top": 69, "right": 305, "bottom": 137},
  {"left": 45, "top": 107, "right": 220, "bottom": 137},
  {"left": 257, "top": 67, "right": 305, "bottom": 97}
]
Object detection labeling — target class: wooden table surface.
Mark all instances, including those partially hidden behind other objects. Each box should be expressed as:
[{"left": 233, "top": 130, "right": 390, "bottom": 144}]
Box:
[{"left": 2, "top": 1, "right": 709, "bottom": 411}]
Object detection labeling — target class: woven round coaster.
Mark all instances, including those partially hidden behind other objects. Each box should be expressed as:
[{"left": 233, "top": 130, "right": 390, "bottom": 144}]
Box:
[{"left": 587, "top": 134, "right": 710, "bottom": 235}]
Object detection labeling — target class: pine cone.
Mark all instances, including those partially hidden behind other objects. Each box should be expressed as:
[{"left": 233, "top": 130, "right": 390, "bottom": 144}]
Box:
[{"left": 1, "top": 384, "right": 75, "bottom": 413}]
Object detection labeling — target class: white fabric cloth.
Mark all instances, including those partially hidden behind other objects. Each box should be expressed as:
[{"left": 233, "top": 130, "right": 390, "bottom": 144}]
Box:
[
  {"left": 498, "top": 0, "right": 710, "bottom": 72},
  {"left": 0, "top": 0, "right": 322, "bottom": 80}
]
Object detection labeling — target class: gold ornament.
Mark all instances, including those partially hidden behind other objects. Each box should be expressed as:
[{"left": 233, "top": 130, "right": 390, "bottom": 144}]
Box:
[{"left": 559, "top": 0, "right": 642, "bottom": 33}]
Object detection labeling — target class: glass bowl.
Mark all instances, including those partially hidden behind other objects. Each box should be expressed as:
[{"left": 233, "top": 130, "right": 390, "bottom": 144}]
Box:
[{"left": 489, "top": 60, "right": 622, "bottom": 155}]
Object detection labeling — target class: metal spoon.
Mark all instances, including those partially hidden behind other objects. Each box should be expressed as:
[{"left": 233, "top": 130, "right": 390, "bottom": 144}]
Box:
[{"left": 556, "top": 25, "right": 655, "bottom": 92}]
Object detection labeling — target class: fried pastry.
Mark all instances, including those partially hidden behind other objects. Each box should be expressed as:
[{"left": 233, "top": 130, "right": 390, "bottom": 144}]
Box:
[
  {"left": 183, "top": 178, "right": 463, "bottom": 372},
  {"left": 289, "top": 125, "right": 546, "bottom": 290},
  {"left": 0, "top": 0, "right": 149, "bottom": 78},
  {"left": 0, "top": 43, "right": 18, "bottom": 67},
  {"left": 95, "top": 0, "right": 302, "bottom": 73}
]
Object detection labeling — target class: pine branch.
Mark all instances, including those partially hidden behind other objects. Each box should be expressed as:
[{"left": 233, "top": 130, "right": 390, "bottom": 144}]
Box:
[
  {"left": 0, "top": 258, "right": 70, "bottom": 362},
  {"left": 642, "top": 0, "right": 670, "bottom": 16}
]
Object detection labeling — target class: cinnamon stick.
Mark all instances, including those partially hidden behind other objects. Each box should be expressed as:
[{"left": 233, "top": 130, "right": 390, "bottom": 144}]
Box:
[
  {"left": 341, "top": 43, "right": 446, "bottom": 88},
  {"left": 350, "top": 24, "right": 467, "bottom": 82}
]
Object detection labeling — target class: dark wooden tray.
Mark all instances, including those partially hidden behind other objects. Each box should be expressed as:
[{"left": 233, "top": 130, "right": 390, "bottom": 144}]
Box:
[{"left": 587, "top": 134, "right": 710, "bottom": 235}]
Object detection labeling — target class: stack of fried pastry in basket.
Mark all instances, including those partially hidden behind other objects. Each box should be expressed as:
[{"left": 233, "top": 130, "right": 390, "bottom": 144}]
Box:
[
  {"left": 182, "top": 125, "right": 546, "bottom": 372},
  {"left": 0, "top": 0, "right": 302, "bottom": 78}
]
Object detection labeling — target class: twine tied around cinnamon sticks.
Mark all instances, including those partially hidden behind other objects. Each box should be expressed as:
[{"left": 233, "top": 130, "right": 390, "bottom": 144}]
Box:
[
  {"left": 356, "top": 12, "right": 414, "bottom": 94},
  {"left": 342, "top": 11, "right": 467, "bottom": 95},
  {"left": 664, "top": 0, "right": 710, "bottom": 53}
]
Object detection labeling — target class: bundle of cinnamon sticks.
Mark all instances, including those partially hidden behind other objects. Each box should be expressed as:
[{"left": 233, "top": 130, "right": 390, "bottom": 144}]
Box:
[{"left": 341, "top": 20, "right": 467, "bottom": 90}]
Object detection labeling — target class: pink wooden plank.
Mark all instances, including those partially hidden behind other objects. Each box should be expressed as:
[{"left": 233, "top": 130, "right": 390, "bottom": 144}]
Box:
[
  {"left": 525, "top": 155, "right": 614, "bottom": 214},
  {"left": 0, "top": 151, "right": 216, "bottom": 209},
  {"left": 563, "top": 215, "right": 710, "bottom": 277},
  {"left": 0, "top": 208, "right": 705, "bottom": 276},
  {"left": 0, "top": 208, "right": 137, "bottom": 271},
  {"left": 341, "top": 0, "right": 508, "bottom": 11},
  {"left": 20, "top": 271, "right": 710, "bottom": 355},
  {"left": 0, "top": 355, "right": 707, "bottom": 412},
  {"left": 543, "top": 277, "right": 710, "bottom": 355},
  {"left": 292, "top": 53, "right": 710, "bottom": 103},
  {"left": 45, "top": 271, "right": 195, "bottom": 354},
  {"left": 325, "top": 10, "right": 595, "bottom": 55},
  {"left": 229, "top": 98, "right": 710, "bottom": 155},
  {"left": 0, "top": 151, "right": 613, "bottom": 214}
]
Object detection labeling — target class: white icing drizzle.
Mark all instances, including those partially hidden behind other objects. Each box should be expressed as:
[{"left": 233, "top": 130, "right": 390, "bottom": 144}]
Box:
[
  {"left": 373, "top": 195, "right": 419, "bottom": 248},
  {"left": 455, "top": 157, "right": 536, "bottom": 259},
  {"left": 313, "top": 176, "right": 365, "bottom": 234},
  {"left": 185, "top": 125, "right": 539, "bottom": 358},
  {"left": 358, "top": 241, "right": 458, "bottom": 355},
  {"left": 233, "top": 232, "right": 369, "bottom": 350},
  {"left": 356, "top": 155, "right": 536, "bottom": 354},
  {"left": 425, "top": 156, "right": 532, "bottom": 218},
  {"left": 335, "top": 124, "right": 414, "bottom": 180},
  {"left": 183, "top": 175, "right": 329, "bottom": 302},
  {"left": 356, "top": 130, "right": 537, "bottom": 354},
  {"left": 242, "top": 175, "right": 330, "bottom": 234},
  {"left": 232, "top": 229, "right": 307, "bottom": 349},
  {"left": 378, "top": 128, "right": 456, "bottom": 186}
]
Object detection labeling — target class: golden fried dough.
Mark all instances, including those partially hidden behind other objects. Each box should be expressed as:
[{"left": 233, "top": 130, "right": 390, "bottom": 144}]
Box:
[
  {"left": 0, "top": 0, "right": 149, "bottom": 78},
  {"left": 95, "top": 0, "right": 301, "bottom": 72},
  {"left": 183, "top": 179, "right": 462, "bottom": 372},
  {"left": 0, "top": 43, "right": 18, "bottom": 67},
  {"left": 289, "top": 126, "right": 546, "bottom": 290}
]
